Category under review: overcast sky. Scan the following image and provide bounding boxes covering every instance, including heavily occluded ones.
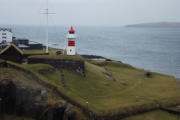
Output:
[0,0,180,26]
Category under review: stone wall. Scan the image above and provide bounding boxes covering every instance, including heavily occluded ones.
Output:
[28,58,86,77]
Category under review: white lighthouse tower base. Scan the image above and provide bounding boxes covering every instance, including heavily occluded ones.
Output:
[67,47,76,55]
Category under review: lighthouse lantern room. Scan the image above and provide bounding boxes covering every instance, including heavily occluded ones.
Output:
[66,26,76,55]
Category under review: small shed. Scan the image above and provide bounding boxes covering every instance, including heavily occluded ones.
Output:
[0,43,23,63]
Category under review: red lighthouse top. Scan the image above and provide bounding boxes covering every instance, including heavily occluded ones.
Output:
[69,26,75,34]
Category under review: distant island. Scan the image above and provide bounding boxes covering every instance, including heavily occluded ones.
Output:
[125,22,180,27]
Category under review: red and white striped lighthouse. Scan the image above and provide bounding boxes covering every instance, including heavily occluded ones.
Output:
[66,26,76,55]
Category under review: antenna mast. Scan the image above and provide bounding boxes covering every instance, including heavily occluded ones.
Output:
[46,0,49,53]
[42,0,55,53]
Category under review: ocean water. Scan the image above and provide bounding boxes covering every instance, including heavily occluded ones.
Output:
[3,25,180,78]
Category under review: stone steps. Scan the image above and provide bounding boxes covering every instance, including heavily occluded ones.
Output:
[60,70,66,88]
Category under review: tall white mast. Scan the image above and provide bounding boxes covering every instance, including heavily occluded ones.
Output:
[42,0,55,53]
[46,0,49,53]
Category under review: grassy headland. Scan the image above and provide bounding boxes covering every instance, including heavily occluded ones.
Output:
[61,61,180,111]
[3,58,180,112]
[1,49,180,119]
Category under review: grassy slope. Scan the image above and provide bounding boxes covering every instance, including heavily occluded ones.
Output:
[13,60,180,112]
[23,49,63,55]
[3,114,35,120]
[23,49,46,55]
[3,110,178,120]
[0,59,5,63]
[62,61,180,111]
[122,110,178,120]
[102,61,180,108]
[1,59,180,119]
[0,67,87,120]
[0,67,65,104]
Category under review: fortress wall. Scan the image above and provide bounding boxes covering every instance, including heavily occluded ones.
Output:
[28,58,86,77]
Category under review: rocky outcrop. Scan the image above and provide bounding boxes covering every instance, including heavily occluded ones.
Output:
[0,80,78,120]
[81,55,108,60]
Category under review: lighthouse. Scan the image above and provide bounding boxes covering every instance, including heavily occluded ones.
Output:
[66,26,76,55]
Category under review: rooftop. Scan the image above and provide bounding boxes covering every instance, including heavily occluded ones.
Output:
[69,26,75,34]
[0,28,12,32]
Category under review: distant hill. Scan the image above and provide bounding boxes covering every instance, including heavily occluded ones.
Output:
[125,22,180,28]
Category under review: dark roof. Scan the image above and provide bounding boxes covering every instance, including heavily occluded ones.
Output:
[13,38,29,41]
[0,43,23,55]
[0,28,12,32]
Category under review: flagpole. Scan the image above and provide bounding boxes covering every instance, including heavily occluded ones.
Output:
[46,0,49,53]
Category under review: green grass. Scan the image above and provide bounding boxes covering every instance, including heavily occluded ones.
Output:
[23,49,64,55]
[3,114,34,120]
[0,67,65,105]
[29,54,84,61]
[15,60,180,112]
[24,63,54,71]
[26,49,84,61]
[0,59,5,63]
[23,49,47,55]
[3,60,180,114]
[122,110,178,120]
[0,66,88,119]
[58,61,180,111]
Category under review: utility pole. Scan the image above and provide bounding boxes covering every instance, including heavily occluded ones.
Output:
[46,4,49,54]
[42,0,55,54]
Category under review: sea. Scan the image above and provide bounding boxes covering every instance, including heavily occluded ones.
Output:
[2,25,180,78]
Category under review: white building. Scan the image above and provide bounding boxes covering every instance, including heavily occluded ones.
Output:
[0,28,13,43]
[66,27,76,55]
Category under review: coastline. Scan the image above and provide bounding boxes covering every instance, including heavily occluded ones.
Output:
[81,54,180,79]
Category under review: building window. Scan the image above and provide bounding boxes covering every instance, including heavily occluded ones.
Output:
[2,33,6,35]
[2,40,6,43]
[2,37,6,39]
